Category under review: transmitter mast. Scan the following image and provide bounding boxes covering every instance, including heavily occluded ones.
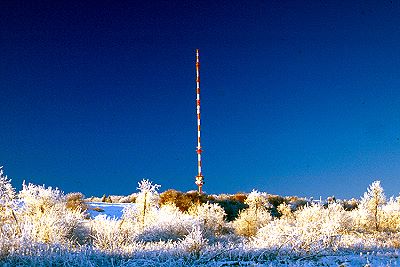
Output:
[195,49,204,193]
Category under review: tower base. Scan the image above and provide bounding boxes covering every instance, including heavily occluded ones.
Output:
[195,175,204,194]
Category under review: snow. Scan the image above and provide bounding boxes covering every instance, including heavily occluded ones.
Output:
[87,202,135,219]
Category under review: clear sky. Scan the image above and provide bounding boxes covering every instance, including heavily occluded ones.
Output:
[1,0,400,199]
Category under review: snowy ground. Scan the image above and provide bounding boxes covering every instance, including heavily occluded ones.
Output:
[86,202,135,219]
[3,247,400,266]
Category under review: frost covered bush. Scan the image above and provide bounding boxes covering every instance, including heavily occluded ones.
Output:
[380,196,400,232]
[17,183,85,245]
[230,192,247,203]
[0,167,19,259]
[233,190,272,237]
[277,202,294,220]
[66,192,87,212]
[0,167,16,208]
[286,196,309,211]
[120,180,192,243]
[266,194,285,207]
[122,181,227,242]
[160,191,245,221]
[117,180,161,242]
[342,198,359,211]
[90,214,137,251]
[124,201,225,242]
[118,180,161,239]
[90,180,167,249]
[136,204,194,242]
[0,167,17,225]
[253,203,350,254]
[181,191,210,208]
[180,225,208,258]
[188,202,227,238]
[19,182,64,214]
[159,189,194,212]
[294,203,350,251]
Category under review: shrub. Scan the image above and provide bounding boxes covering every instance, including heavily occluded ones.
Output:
[267,194,286,208]
[180,225,208,258]
[342,198,358,211]
[18,183,85,245]
[253,203,350,254]
[18,182,64,215]
[90,215,137,251]
[184,191,209,205]
[159,189,194,212]
[159,190,214,213]
[0,167,18,259]
[380,197,400,232]
[0,167,16,207]
[286,196,309,211]
[66,192,87,212]
[214,198,247,221]
[137,204,194,242]
[277,202,294,220]
[294,203,350,251]
[230,192,247,203]
[233,190,272,237]
[188,202,227,238]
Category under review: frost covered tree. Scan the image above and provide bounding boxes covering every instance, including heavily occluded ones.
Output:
[0,167,19,258]
[359,180,386,231]
[0,167,16,206]
[123,179,160,230]
[137,179,160,229]
[233,190,272,237]
[0,167,17,223]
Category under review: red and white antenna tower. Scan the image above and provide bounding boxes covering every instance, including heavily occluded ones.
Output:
[195,49,204,193]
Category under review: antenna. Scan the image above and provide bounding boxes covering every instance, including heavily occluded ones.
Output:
[195,49,204,193]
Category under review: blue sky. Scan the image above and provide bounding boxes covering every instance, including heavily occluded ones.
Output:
[1,1,400,199]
